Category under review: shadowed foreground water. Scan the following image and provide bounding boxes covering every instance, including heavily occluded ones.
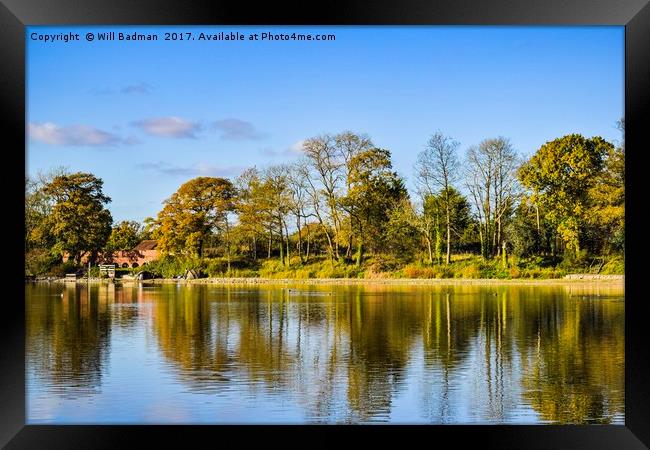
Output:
[26,282,624,424]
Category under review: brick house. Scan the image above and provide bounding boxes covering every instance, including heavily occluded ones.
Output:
[65,240,160,268]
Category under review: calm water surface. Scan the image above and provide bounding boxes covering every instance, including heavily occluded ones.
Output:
[26,282,624,424]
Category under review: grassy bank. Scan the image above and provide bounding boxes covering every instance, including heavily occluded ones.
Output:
[27,253,624,282]
[128,253,624,280]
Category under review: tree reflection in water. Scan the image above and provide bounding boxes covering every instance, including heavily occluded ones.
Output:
[26,282,624,423]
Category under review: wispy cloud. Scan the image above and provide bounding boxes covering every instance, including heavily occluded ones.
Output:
[28,122,136,146]
[260,140,305,157]
[132,117,201,139]
[91,82,153,95]
[136,161,243,177]
[120,82,152,95]
[212,118,267,141]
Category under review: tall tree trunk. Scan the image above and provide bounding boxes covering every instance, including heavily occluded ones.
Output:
[278,221,285,265]
[445,205,451,265]
[434,215,442,264]
[296,216,304,263]
[426,235,433,265]
[284,220,290,266]
[225,218,231,275]
[496,217,501,257]
[267,228,272,259]
[322,224,335,262]
[355,219,363,267]
[356,240,363,267]
[535,204,541,254]
[331,208,341,260]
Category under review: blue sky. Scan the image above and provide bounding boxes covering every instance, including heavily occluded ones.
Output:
[26,26,624,223]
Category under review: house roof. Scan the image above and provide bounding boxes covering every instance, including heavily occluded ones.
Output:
[133,240,158,251]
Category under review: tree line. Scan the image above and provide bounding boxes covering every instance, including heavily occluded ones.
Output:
[25,123,624,277]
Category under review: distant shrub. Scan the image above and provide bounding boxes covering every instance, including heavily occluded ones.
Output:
[508,266,522,279]
[366,255,402,273]
[206,258,229,277]
[25,249,61,276]
[48,260,79,278]
[600,256,624,275]
[458,265,480,279]
[402,265,421,278]
[142,255,206,278]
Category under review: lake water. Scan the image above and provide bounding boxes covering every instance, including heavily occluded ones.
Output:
[26,282,624,424]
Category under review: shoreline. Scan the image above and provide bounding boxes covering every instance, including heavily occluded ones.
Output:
[29,274,625,287]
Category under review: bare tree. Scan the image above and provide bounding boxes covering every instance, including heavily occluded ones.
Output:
[414,132,460,264]
[302,135,344,259]
[296,158,335,261]
[287,162,314,263]
[465,137,519,258]
[264,165,293,266]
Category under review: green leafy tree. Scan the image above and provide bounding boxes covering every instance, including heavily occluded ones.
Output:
[420,187,472,263]
[139,216,157,241]
[508,197,542,257]
[385,198,420,259]
[519,134,612,255]
[26,177,54,253]
[105,220,142,252]
[341,148,409,265]
[155,177,236,257]
[25,166,69,253]
[235,167,278,260]
[42,172,113,264]
[584,127,624,254]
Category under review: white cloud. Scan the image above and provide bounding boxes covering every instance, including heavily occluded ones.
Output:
[260,140,305,157]
[288,140,305,155]
[28,122,130,146]
[132,117,201,138]
[136,161,243,177]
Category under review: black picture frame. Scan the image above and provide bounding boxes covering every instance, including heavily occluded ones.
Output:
[2,0,648,448]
